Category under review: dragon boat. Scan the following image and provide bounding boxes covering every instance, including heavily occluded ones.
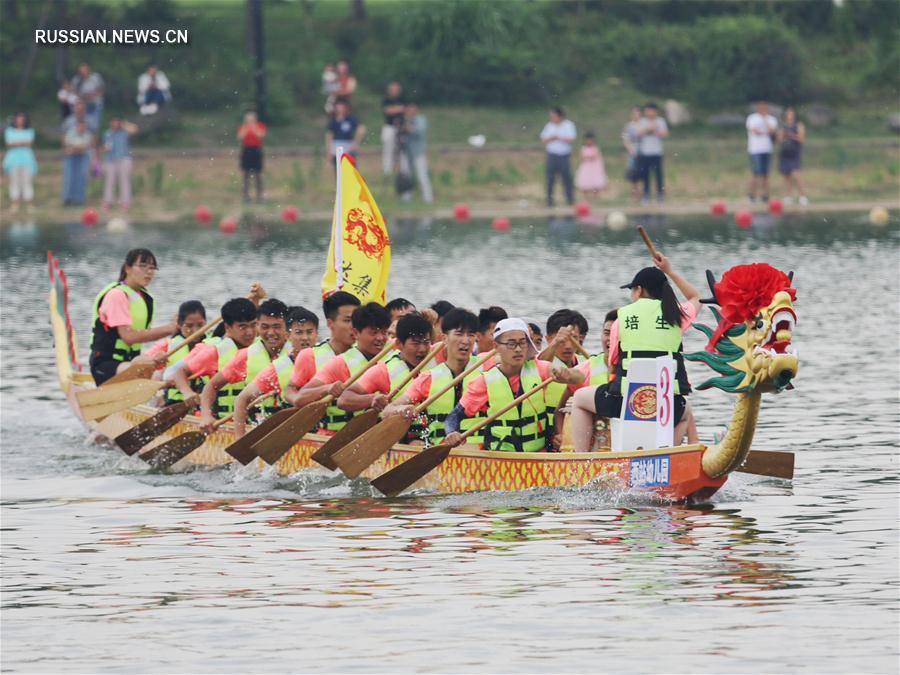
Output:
[49,252,798,502]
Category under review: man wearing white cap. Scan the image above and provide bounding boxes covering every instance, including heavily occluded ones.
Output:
[444,318,584,452]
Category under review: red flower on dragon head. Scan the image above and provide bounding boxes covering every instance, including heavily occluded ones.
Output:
[706,263,796,352]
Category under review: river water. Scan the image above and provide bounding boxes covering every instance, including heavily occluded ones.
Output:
[2,212,898,673]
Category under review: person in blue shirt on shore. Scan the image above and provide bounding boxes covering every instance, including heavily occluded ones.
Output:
[102,118,137,210]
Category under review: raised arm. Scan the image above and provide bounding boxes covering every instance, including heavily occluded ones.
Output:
[653,252,700,314]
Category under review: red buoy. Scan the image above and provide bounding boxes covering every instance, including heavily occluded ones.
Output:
[453,203,470,221]
[81,208,98,226]
[219,216,237,234]
[491,216,510,231]
[710,200,727,215]
[735,210,753,228]
[575,201,591,217]
[767,198,783,214]
[281,206,298,223]
[194,205,212,224]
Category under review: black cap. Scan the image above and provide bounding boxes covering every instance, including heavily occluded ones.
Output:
[621,267,666,293]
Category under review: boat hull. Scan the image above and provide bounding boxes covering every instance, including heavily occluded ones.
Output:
[73,379,725,502]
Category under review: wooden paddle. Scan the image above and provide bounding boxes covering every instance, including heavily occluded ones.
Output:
[114,399,195,455]
[637,225,659,258]
[372,376,555,497]
[224,406,298,465]
[311,341,445,470]
[253,341,398,465]
[331,349,497,480]
[78,379,166,421]
[140,394,271,470]
[738,449,794,480]
[79,286,266,408]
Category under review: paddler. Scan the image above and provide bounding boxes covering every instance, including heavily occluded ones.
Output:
[291,301,391,434]
[169,296,259,415]
[138,300,207,406]
[231,306,319,437]
[443,317,584,452]
[383,308,485,446]
[282,291,361,410]
[197,298,290,432]
[89,248,177,385]
[549,308,617,450]
[336,311,433,413]
[475,305,507,356]
[569,253,700,451]
[539,308,590,427]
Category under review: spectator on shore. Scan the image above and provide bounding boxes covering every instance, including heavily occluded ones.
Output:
[540,107,576,207]
[57,80,79,121]
[335,60,357,103]
[62,119,93,206]
[137,65,172,115]
[326,99,365,168]
[746,101,778,203]
[398,102,433,204]
[621,106,643,202]
[63,100,96,134]
[381,81,406,176]
[237,111,266,203]
[575,131,608,197]
[321,64,339,115]
[778,107,807,205]
[636,102,668,204]
[102,118,137,210]
[71,62,104,131]
[3,112,38,212]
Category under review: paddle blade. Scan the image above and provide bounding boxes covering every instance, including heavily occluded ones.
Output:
[311,409,379,470]
[103,361,157,386]
[141,431,207,469]
[331,415,412,479]
[79,380,166,421]
[114,401,192,455]
[738,450,794,480]
[225,407,297,465]
[254,400,329,465]
[371,443,452,497]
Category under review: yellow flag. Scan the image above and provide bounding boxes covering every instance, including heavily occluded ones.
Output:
[321,154,391,303]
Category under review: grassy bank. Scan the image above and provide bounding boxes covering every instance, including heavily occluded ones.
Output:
[6,131,898,225]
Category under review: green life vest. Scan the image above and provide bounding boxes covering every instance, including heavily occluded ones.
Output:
[89,282,154,365]
[586,353,609,386]
[426,359,484,446]
[244,339,290,415]
[312,340,336,370]
[213,337,241,417]
[615,297,687,396]
[320,346,368,432]
[163,336,208,405]
[482,360,548,453]
[271,352,295,402]
[383,353,430,442]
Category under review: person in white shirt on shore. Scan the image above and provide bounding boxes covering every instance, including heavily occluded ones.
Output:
[540,107,576,207]
[746,101,779,203]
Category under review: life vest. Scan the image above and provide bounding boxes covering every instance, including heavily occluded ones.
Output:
[586,353,609,386]
[320,346,368,432]
[382,353,430,442]
[544,354,585,421]
[244,339,290,415]
[482,360,548,453]
[270,352,296,406]
[89,282,154,366]
[162,336,207,406]
[213,337,241,417]
[613,298,690,396]
[425,358,484,446]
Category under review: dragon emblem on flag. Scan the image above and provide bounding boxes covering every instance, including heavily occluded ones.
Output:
[344,207,391,261]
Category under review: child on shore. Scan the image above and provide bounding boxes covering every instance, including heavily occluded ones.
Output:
[575,131,608,196]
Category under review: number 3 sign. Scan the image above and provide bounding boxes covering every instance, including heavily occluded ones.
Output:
[655,356,675,448]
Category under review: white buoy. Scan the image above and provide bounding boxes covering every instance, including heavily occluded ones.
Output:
[869,206,889,226]
[107,217,128,233]
[467,134,486,148]
[607,210,627,230]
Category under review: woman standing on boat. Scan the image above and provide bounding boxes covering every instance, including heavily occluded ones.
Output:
[569,253,700,451]
[89,248,176,385]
